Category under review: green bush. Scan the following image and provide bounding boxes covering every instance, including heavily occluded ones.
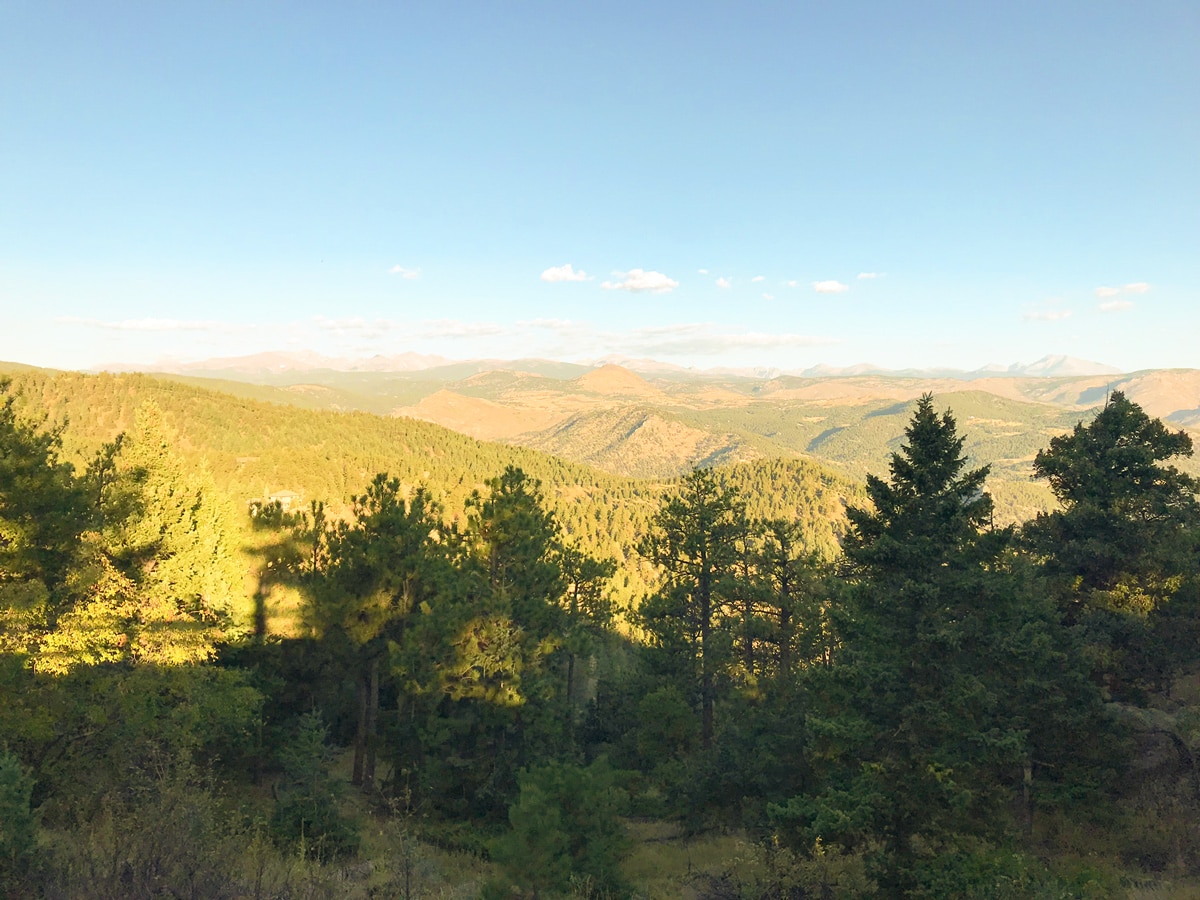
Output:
[270,711,360,860]
[491,758,629,897]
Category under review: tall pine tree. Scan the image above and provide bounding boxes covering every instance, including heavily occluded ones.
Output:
[784,395,1101,894]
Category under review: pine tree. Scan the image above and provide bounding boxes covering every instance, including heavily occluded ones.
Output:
[1026,390,1200,695]
[786,395,1094,894]
[302,473,442,790]
[639,468,746,749]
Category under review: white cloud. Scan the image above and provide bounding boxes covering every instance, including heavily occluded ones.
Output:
[812,280,850,294]
[785,280,798,288]
[1099,299,1134,313]
[1095,282,1150,298]
[389,265,421,279]
[540,263,589,283]
[751,275,765,283]
[1022,309,1073,322]
[698,268,709,275]
[857,272,883,279]
[762,293,775,301]
[600,269,679,293]
[715,277,732,289]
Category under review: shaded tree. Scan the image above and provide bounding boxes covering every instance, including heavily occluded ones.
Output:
[489,758,629,898]
[639,468,746,749]
[302,473,442,790]
[1026,390,1200,695]
[783,395,1093,894]
[0,378,90,651]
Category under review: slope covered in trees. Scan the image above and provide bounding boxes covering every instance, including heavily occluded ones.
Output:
[0,367,861,616]
[4,368,1200,897]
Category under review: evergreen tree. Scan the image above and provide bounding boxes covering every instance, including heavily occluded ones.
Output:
[0,749,36,892]
[33,402,241,673]
[489,758,629,897]
[1026,390,1200,695]
[754,518,833,680]
[302,473,442,790]
[0,378,90,652]
[639,468,746,749]
[271,711,360,860]
[785,395,1088,894]
[466,465,565,637]
[558,544,617,716]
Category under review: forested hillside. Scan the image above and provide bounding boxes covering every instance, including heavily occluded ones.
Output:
[4,368,1200,897]
[132,362,1200,528]
[0,366,860,618]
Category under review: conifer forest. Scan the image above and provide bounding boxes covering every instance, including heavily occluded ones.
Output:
[3,368,1200,898]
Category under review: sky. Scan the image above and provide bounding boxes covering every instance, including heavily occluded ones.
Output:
[1,1,1197,374]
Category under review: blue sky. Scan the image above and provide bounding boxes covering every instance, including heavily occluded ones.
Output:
[2,1,1197,373]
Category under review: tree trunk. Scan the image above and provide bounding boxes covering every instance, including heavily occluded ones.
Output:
[566,651,576,715]
[700,562,714,749]
[364,657,380,791]
[352,672,367,787]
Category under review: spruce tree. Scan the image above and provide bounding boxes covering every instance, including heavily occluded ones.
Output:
[786,395,1098,894]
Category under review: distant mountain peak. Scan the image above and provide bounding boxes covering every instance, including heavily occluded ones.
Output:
[786,355,1122,380]
[1008,355,1121,378]
[576,364,660,396]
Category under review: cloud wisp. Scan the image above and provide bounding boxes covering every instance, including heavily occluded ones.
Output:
[53,308,840,370]
[812,280,850,294]
[601,269,679,293]
[857,272,883,279]
[1095,282,1150,298]
[540,263,589,283]
[389,265,421,280]
[1022,309,1073,322]
[716,277,732,289]
[1093,282,1148,312]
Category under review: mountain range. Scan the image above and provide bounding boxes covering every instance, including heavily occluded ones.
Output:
[102,351,1122,381]
[75,351,1200,529]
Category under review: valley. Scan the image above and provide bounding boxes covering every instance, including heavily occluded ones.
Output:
[123,355,1200,526]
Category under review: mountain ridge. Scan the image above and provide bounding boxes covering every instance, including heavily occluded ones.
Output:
[94,350,1124,381]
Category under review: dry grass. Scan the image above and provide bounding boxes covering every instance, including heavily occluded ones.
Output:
[621,819,755,899]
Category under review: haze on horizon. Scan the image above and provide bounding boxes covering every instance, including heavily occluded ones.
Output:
[1,2,1197,374]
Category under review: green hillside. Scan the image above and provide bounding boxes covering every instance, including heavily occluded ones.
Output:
[2,366,861,614]
[6,365,1200,896]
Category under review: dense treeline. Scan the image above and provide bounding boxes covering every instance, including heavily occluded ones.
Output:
[0,368,859,614]
[3,373,1200,897]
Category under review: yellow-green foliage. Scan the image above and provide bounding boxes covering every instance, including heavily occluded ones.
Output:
[4,368,862,618]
